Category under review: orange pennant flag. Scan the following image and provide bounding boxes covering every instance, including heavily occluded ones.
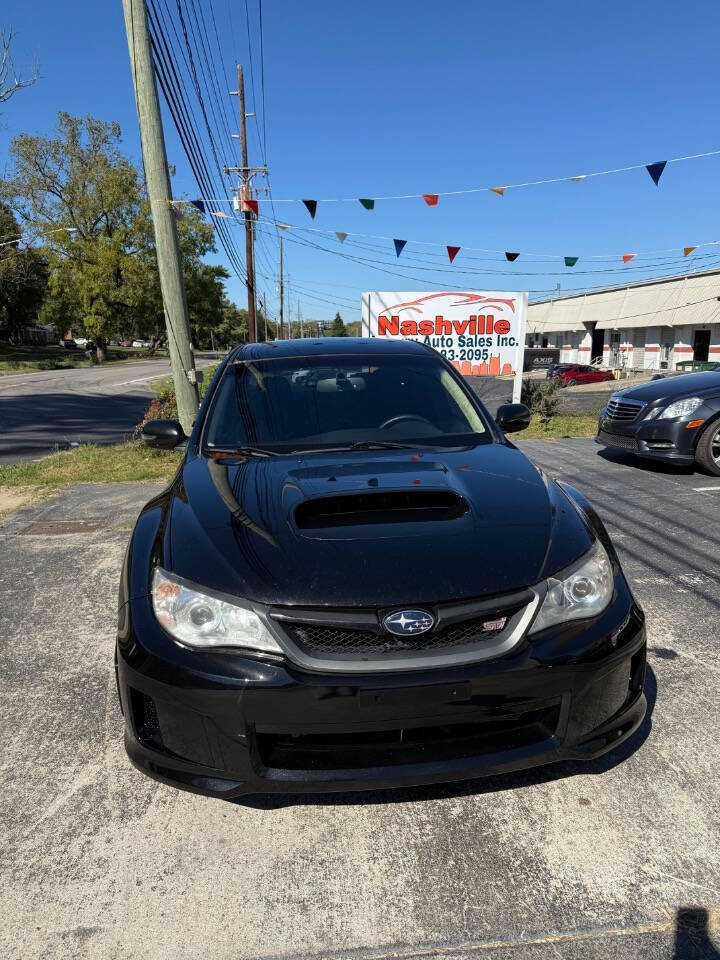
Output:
[622,254,635,263]
[422,193,439,206]
[278,224,289,230]
[490,186,505,196]
[683,246,697,256]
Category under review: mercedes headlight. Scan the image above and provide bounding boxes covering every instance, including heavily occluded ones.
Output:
[658,397,703,419]
[151,567,283,654]
[530,541,614,634]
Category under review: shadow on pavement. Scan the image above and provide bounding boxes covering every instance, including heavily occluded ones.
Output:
[673,908,720,959]
[0,391,149,461]
[596,446,698,477]
[235,664,657,811]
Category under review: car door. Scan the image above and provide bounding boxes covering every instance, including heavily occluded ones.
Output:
[574,366,591,384]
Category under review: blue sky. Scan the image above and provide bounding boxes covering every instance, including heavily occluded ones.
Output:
[3,0,720,327]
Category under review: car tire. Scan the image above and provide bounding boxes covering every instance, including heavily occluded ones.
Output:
[694,420,720,476]
[566,379,577,387]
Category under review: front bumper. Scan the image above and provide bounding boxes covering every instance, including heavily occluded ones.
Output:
[116,579,647,799]
[596,413,699,464]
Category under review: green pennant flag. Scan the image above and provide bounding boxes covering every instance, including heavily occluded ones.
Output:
[358,198,375,210]
[564,256,579,267]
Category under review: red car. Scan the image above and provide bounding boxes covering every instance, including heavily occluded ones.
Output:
[547,363,615,387]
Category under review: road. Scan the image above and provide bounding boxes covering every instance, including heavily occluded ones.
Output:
[1,439,718,959]
[0,357,217,464]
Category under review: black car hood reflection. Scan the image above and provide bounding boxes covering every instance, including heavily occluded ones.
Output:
[163,444,593,607]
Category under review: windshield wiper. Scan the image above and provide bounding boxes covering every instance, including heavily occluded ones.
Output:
[292,440,417,454]
[206,445,279,458]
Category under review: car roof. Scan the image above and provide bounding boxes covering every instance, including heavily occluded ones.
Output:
[230,337,432,362]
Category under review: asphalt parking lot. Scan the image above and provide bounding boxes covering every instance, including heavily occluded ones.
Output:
[2,439,719,959]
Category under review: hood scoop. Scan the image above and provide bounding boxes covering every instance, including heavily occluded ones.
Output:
[294,490,468,529]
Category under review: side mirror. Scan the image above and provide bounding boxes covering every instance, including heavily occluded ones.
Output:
[140,419,186,449]
[496,403,532,434]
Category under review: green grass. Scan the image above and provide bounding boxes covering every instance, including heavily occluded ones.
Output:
[516,413,599,440]
[0,344,168,375]
[0,442,182,492]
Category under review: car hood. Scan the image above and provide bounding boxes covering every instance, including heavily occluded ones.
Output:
[162,444,594,607]
[614,371,720,404]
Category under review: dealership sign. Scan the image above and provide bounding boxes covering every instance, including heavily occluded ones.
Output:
[362,291,528,402]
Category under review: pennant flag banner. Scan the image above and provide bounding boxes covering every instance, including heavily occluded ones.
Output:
[359,198,375,210]
[447,245,461,263]
[278,224,289,230]
[564,256,579,267]
[684,245,697,256]
[170,206,184,222]
[622,254,636,263]
[212,211,228,219]
[646,161,667,186]
[190,199,206,214]
[569,176,586,183]
[505,252,519,262]
[423,193,439,206]
[242,198,259,217]
[302,199,318,219]
[490,186,506,197]
[393,238,407,258]
[335,231,348,243]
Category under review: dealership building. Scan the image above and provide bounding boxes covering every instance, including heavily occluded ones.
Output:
[526,268,720,370]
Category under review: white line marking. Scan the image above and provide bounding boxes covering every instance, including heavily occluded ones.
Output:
[111,374,166,387]
[693,486,720,492]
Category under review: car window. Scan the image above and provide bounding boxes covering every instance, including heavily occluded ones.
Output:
[203,354,491,452]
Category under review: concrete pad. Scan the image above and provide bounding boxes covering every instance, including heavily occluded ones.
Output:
[1,449,719,960]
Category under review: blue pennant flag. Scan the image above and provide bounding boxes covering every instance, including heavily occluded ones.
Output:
[646,161,667,186]
[393,239,407,258]
[190,199,206,214]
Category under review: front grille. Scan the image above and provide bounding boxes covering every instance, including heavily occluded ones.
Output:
[256,705,561,771]
[286,610,521,659]
[597,429,638,451]
[605,397,645,421]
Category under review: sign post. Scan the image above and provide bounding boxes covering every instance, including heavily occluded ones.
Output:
[362,291,528,403]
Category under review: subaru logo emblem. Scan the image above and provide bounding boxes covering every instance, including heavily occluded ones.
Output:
[382,609,435,637]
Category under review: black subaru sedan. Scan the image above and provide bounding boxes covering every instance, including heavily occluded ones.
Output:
[117,338,646,799]
[596,371,720,474]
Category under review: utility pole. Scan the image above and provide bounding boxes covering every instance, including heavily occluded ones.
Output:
[237,64,255,342]
[121,0,198,432]
[279,236,284,340]
[227,66,267,343]
[260,292,267,342]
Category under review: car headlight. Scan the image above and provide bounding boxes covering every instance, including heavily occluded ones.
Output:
[529,540,614,635]
[151,567,283,654]
[658,397,703,419]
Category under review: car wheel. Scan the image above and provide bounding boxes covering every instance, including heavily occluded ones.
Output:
[566,379,577,387]
[694,420,720,476]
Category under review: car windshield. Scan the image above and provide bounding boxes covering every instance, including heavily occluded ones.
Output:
[203,353,491,453]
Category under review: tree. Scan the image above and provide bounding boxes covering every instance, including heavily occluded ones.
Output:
[329,312,347,336]
[1,112,218,360]
[0,204,48,340]
[0,30,38,106]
